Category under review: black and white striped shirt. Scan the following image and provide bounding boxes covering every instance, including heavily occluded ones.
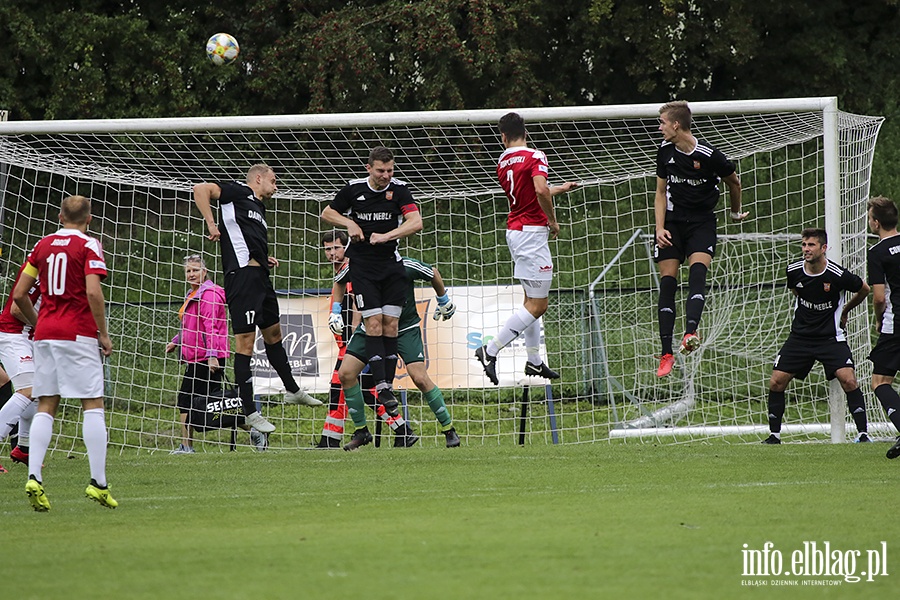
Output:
[656,138,735,221]
[329,177,418,266]
[867,233,900,335]
[217,181,269,275]
[786,259,864,340]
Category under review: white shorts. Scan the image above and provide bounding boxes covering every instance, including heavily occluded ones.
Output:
[507,226,553,298]
[33,337,105,399]
[0,332,35,388]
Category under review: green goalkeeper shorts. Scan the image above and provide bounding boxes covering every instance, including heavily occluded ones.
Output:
[345,324,426,366]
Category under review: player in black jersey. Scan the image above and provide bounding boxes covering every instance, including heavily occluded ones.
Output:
[315,231,410,448]
[654,101,747,378]
[865,196,900,458]
[763,228,871,444]
[193,164,322,435]
[321,147,422,449]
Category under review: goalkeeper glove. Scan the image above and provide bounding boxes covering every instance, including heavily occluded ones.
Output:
[433,293,456,321]
[328,302,345,335]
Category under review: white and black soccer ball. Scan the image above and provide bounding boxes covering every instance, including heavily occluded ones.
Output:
[206,33,240,66]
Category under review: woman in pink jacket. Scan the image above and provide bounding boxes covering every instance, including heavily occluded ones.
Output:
[165,255,229,453]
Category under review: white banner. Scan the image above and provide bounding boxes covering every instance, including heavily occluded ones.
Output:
[251,285,547,394]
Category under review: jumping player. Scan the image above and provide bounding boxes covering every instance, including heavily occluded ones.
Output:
[194,164,322,436]
[654,100,747,377]
[475,112,578,385]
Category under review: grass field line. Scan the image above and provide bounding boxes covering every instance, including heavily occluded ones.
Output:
[0,477,840,510]
[119,477,842,501]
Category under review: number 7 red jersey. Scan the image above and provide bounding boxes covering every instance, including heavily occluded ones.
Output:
[25,228,107,341]
[496,146,550,230]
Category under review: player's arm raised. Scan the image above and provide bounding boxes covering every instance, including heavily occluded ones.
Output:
[533,176,560,239]
[550,181,579,196]
[431,266,456,321]
[193,182,222,241]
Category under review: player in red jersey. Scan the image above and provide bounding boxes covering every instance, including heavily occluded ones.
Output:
[13,195,117,511]
[475,112,578,385]
[0,260,41,470]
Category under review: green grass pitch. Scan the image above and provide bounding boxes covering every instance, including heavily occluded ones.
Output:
[3,442,898,599]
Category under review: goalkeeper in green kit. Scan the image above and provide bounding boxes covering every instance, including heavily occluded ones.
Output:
[329,257,460,450]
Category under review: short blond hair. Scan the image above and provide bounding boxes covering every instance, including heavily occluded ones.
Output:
[246,163,273,183]
[60,195,92,224]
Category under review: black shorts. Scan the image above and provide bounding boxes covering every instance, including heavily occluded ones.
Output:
[868,332,900,376]
[224,266,281,334]
[349,259,407,316]
[654,217,717,263]
[176,361,226,413]
[773,334,855,380]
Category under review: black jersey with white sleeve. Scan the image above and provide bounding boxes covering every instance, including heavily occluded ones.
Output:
[786,259,864,340]
[867,233,900,335]
[217,181,270,275]
[656,139,736,222]
[329,177,418,266]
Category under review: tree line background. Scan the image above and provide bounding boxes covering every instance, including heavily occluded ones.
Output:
[1,0,898,193]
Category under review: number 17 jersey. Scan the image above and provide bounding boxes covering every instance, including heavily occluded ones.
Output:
[497,146,550,231]
[25,228,107,341]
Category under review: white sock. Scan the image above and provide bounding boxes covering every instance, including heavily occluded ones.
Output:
[523,319,543,364]
[29,412,54,482]
[18,399,37,444]
[0,392,33,441]
[83,408,108,487]
[487,307,537,356]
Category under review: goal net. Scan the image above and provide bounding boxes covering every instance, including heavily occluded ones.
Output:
[0,98,884,453]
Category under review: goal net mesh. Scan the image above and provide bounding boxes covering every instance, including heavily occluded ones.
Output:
[0,101,884,452]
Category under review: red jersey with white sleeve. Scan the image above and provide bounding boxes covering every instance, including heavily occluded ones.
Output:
[0,261,40,336]
[24,228,107,341]
[497,146,551,230]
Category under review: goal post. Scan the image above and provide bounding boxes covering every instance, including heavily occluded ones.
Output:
[0,97,885,452]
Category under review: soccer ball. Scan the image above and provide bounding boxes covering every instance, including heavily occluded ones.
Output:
[206,33,240,66]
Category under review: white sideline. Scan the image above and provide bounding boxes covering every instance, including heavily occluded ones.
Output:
[609,421,897,440]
